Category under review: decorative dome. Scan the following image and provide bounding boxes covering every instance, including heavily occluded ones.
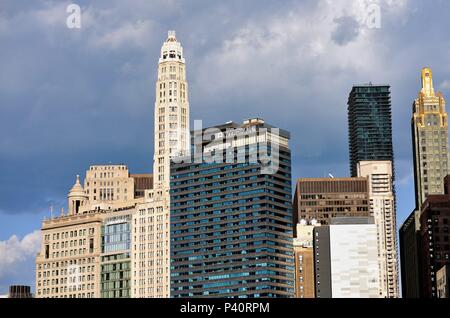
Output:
[68,175,87,198]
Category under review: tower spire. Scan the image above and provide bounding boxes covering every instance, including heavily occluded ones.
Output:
[167,30,176,40]
[421,67,435,97]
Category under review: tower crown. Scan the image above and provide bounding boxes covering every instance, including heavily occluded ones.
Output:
[159,30,184,64]
[421,67,435,97]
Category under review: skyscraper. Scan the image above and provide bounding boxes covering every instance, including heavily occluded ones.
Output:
[170,119,294,297]
[132,31,190,298]
[347,84,394,177]
[357,161,399,298]
[400,67,449,298]
[412,67,449,209]
[153,30,190,189]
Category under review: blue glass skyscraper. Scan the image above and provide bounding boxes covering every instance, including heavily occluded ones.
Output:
[170,119,294,297]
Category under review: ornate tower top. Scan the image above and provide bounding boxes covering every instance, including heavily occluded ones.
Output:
[159,30,184,64]
[421,67,435,97]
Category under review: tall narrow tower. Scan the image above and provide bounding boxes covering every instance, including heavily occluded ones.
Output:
[131,31,190,298]
[400,67,449,298]
[347,84,394,178]
[153,30,190,192]
[412,67,449,209]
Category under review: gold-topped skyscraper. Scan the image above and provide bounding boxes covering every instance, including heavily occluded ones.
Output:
[400,67,450,298]
[412,67,449,208]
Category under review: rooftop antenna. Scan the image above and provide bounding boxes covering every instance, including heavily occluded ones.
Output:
[50,204,54,219]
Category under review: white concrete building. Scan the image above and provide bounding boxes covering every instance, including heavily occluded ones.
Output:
[314,217,381,298]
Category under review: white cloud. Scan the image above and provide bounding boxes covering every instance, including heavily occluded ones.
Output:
[0,230,41,278]
[193,0,411,105]
[92,20,154,49]
[32,2,70,27]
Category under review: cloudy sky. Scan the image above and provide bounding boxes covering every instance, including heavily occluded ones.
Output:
[1,0,450,293]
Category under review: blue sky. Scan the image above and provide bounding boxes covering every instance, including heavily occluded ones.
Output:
[1,0,450,293]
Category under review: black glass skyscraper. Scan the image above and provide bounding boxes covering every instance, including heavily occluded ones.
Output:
[348,84,394,177]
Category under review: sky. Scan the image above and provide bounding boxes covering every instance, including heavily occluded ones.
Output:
[1,0,450,294]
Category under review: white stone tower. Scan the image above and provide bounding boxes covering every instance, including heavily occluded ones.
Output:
[153,30,190,191]
[131,31,190,298]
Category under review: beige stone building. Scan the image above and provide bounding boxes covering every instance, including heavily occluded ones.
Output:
[357,161,399,298]
[36,211,102,298]
[36,173,141,298]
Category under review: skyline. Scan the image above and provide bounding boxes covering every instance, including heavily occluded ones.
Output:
[1,0,450,293]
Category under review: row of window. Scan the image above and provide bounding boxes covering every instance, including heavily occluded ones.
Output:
[44,228,95,241]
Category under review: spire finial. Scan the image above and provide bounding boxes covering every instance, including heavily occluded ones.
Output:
[76,174,80,183]
[167,30,176,42]
[421,67,435,97]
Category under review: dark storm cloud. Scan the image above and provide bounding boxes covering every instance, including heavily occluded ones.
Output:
[1,0,450,232]
[331,16,361,45]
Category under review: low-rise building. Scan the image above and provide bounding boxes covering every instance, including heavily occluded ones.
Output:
[314,217,381,298]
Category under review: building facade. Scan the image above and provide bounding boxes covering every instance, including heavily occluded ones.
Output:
[36,210,103,298]
[437,265,449,298]
[35,173,137,298]
[84,165,135,204]
[131,174,153,198]
[418,175,450,298]
[314,217,380,298]
[293,177,370,228]
[348,84,394,177]
[170,119,294,297]
[101,211,133,298]
[399,209,422,298]
[357,161,399,298]
[293,222,317,298]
